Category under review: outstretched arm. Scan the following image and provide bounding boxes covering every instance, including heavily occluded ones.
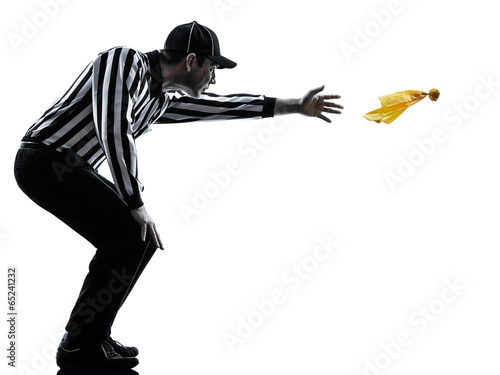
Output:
[274,86,343,123]
[156,86,342,124]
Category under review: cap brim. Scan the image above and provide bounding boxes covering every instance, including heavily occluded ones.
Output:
[208,55,237,69]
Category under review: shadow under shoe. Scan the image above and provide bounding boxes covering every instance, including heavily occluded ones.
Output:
[56,338,139,370]
[57,365,139,375]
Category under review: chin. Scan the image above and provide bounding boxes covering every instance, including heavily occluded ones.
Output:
[185,89,202,98]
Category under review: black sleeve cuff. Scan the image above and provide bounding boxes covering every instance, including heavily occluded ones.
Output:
[262,96,276,118]
[124,193,144,209]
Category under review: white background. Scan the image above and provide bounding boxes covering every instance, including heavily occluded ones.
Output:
[1,0,500,374]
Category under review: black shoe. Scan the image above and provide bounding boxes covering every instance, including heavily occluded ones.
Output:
[56,337,139,369]
[105,337,139,357]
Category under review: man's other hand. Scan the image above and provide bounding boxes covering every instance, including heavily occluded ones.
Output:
[130,205,164,250]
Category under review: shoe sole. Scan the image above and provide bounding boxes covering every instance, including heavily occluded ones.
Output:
[56,364,139,374]
[57,350,139,369]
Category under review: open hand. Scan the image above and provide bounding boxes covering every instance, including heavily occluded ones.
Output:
[299,85,343,123]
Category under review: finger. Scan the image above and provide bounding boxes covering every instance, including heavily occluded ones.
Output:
[157,232,165,250]
[324,108,343,114]
[148,224,161,249]
[322,95,341,99]
[324,102,344,109]
[309,85,325,96]
[153,225,164,250]
[141,224,147,242]
[318,114,331,123]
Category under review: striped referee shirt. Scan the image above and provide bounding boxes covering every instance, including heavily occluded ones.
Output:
[24,47,276,208]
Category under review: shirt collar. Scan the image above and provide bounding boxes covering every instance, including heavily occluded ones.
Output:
[145,50,163,98]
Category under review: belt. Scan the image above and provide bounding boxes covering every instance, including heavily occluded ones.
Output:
[20,141,46,149]
[19,136,55,151]
[19,136,95,170]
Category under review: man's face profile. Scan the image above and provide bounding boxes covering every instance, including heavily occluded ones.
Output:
[183,55,218,97]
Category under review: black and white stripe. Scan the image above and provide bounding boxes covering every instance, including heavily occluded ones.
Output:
[158,92,275,123]
[24,47,276,208]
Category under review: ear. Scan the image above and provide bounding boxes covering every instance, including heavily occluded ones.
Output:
[185,53,197,72]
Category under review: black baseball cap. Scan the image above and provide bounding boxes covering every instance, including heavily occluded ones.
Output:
[164,21,236,69]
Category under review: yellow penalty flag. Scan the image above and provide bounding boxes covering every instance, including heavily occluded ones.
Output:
[363,88,440,124]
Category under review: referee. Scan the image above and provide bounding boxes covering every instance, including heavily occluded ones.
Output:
[14,21,343,370]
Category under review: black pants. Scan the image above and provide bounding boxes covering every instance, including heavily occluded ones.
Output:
[14,140,157,347]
